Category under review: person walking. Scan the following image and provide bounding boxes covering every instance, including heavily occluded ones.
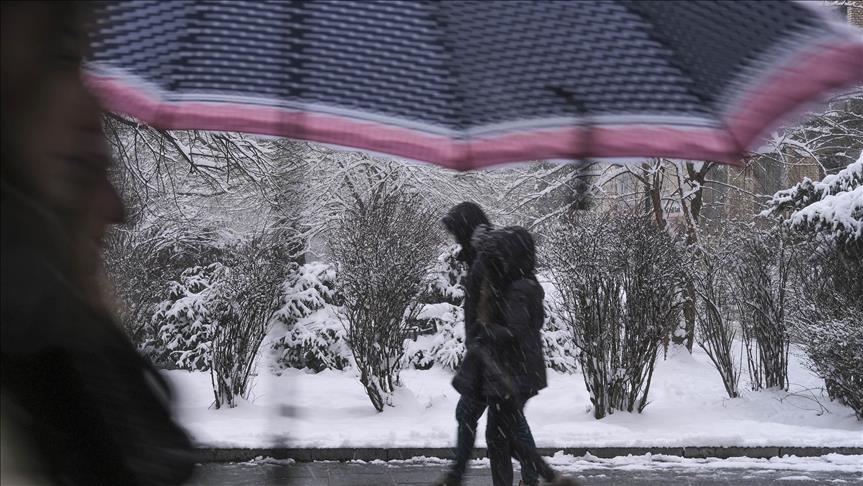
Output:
[461,226,579,486]
[1,3,195,484]
[437,202,539,486]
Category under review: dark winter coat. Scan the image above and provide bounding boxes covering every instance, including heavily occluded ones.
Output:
[442,202,492,349]
[453,227,547,400]
[1,197,195,485]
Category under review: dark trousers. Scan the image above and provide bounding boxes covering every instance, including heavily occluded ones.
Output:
[486,397,556,486]
[449,394,538,484]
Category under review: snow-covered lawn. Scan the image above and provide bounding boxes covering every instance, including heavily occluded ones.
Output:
[165,345,862,449]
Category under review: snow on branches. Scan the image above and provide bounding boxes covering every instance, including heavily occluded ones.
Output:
[763,152,863,244]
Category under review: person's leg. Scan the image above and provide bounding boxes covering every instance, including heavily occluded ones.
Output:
[447,394,486,483]
[500,398,558,483]
[485,400,515,486]
[515,412,539,485]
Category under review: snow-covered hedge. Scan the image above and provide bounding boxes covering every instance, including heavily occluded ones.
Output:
[539,276,579,374]
[270,262,351,372]
[403,302,466,371]
[797,317,863,419]
[403,246,466,371]
[767,152,863,419]
[149,263,226,371]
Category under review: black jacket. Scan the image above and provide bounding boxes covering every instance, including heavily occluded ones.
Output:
[453,227,547,400]
[1,197,195,486]
[484,278,547,399]
[442,202,491,349]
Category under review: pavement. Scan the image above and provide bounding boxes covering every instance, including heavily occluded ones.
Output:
[188,460,863,485]
[195,446,863,463]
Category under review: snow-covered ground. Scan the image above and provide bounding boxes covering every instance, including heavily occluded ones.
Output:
[165,345,862,449]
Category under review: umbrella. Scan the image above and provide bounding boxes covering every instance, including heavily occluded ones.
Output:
[85,0,863,171]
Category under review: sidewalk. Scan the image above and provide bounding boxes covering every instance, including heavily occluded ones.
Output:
[189,459,863,486]
[196,446,863,463]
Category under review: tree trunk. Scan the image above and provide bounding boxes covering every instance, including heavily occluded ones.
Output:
[674,162,714,352]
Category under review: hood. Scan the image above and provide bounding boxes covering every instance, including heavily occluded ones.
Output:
[475,226,536,283]
[442,202,490,264]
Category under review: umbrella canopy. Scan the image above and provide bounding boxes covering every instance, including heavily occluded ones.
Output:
[85,1,863,171]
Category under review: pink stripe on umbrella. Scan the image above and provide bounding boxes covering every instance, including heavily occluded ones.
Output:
[86,35,863,171]
[726,40,863,150]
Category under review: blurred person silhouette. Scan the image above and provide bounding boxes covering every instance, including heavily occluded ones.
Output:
[1,2,195,484]
[438,202,539,486]
[462,226,579,486]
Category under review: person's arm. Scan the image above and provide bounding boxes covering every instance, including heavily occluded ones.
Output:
[481,320,516,342]
[482,281,536,343]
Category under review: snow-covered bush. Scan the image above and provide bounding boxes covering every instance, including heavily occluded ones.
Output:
[792,242,863,418]
[547,211,686,419]
[422,245,467,305]
[538,276,579,373]
[104,224,178,345]
[403,245,467,371]
[104,222,234,364]
[731,224,792,391]
[795,315,863,418]
[764,154,862,245]
[691,242,740,399]
[210,240,286,409]
[149,263,226,370]
[270,262,351,372]
[766,153,863,417]
[330,186,439,412]
[403,303,465,371]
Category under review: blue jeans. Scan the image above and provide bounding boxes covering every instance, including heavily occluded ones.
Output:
[449,394,538,484]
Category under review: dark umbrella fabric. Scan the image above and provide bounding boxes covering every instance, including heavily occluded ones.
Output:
[85,1,863,171]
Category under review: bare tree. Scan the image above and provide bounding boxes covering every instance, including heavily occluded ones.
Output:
[503,161,595,233]
[748,90,863,179]
[301,150,506,258]
[329,174,439,412]
[523,158,718,351]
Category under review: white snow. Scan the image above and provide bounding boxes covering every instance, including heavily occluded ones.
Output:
[164,345,862,449]
[544,452,863,474]
[814,153,863,195]
[250,452,863,476]
[794,152,863,233]
[791,185,863,239]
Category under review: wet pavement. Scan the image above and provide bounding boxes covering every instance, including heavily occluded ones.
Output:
[189,460,863,485]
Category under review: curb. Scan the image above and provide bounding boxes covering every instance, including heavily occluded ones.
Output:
[195,446,863,463]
